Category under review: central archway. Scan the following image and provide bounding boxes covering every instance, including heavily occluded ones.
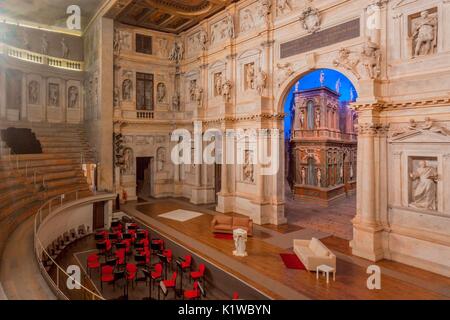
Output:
[279,68,359,241]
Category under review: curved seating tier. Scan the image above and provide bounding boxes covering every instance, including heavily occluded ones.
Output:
[0,121,95,258]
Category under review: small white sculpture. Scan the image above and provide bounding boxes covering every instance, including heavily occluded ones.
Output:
[41,34,49,55]
[61,38,70,59]
[335,78,341,93]
[233,228,248,257]
[409,160,438,211]
[319,70,325,87]
[316,168,322,187]
[301,167,306,185]
[68,86,79,108]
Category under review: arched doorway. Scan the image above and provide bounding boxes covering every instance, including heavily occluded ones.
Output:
[282,68,358,240]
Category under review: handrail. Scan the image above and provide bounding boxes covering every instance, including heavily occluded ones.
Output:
[33,189,105,300]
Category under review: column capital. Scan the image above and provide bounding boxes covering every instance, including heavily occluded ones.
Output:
[356,123,390,136]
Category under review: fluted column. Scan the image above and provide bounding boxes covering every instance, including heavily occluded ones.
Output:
[351,121,386,261]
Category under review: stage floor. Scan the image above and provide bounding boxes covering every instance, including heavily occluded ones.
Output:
[122,198,450,300]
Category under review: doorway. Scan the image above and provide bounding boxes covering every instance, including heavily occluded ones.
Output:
[214,164,221,204]
[136,157,153,199]
[93,201,105,230]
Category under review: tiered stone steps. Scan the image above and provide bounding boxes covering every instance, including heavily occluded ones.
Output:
[0,121,96,257]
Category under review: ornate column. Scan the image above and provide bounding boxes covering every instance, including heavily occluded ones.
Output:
[351,117,387,261]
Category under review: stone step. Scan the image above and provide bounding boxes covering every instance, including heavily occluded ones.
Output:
[40,141,90,148]
[0,158,81,170]
[0,194,40,220]
[0,186,29,203]
[44,176,87,189]
[41,183,91,200]
[42,147,93,155]
[26,170,82,183]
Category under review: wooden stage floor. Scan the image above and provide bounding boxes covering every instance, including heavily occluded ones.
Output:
[122,198,450,300]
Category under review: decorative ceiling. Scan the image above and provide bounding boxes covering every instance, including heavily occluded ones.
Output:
[107,0,236,34]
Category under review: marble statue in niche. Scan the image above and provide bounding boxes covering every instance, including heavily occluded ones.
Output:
[113,28,122,55]
[255,69,267,96]
[122,79,133,101]
[157,148,166,172]
[41,34,49,55]
[28,81,39,105]
[169,41,184,62]
[244,63,255,90]
[299,1,321,33]
[222,79,233,102]
[172,93,181,111]
[157,83,166,103]
[298,108,305,128]
[409,159,438,211]
[48,83,60,107]
[214,73,223,96]
[360,40,381,79]
[240,9,255,33]
[277,0,292,15]
[189,80,197,102]
[61,38,70,59]
[411,10,438,58]
[122,148,134,174]
[68,86,79,108]
[316,168,322,187]
[243,150,254,183]
[301,167,306,185]
[315,108,321,128]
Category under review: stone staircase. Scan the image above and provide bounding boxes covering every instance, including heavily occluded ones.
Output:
[0,121,96,257]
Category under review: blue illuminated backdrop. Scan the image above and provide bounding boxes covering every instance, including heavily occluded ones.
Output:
[283,69,358,139]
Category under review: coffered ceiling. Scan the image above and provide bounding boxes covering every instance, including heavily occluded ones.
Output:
[107,0,236,34]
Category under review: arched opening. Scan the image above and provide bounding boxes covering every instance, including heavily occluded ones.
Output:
[283,69,358,241]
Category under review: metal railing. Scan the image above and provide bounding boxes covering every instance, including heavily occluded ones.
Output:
[33,190,105,300]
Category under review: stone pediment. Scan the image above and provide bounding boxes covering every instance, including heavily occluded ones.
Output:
[390,129,450,144]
